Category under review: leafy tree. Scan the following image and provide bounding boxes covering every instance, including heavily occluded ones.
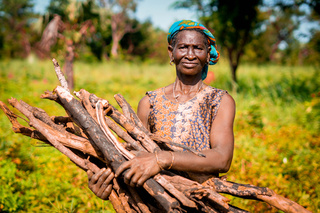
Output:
[98,0,138,59]
[120,20,169,63]
[304,30,320,66]
[0,0,36,58]
[37,0,98,90]
[173,0,262,82]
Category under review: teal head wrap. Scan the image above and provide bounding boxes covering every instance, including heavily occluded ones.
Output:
[167,20,220,80]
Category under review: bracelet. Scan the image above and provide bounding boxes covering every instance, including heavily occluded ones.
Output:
[167,151,174,170]
[155,150,164,170]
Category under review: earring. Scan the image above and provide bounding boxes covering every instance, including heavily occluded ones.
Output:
[170,59,174,66]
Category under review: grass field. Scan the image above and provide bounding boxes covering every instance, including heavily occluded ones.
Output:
[0,58,319,212]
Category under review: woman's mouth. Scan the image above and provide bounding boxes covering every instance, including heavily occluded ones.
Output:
[182,62,198,68]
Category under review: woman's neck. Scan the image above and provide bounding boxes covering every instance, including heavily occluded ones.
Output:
[172,78,204,102]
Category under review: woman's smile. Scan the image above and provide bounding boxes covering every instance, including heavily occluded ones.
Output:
[182,61,198,68]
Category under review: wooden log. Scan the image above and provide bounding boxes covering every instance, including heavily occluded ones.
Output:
[52,58,69,92]
[2,99,140,213]
[4,100,104,161]
[96,100,136,160]
[54,86,181,212]
[114,93,149,134]
[88,93,160,153]
[160,172,230,210]
[127,186,152,213]
[113,179,138,213]
[149,134,206,157]
[8,98,89,171]
[107,105,160,153]
[0,101,48,142]
[154,174,197,209]
[75,89,145,152]
[203,177,312,213]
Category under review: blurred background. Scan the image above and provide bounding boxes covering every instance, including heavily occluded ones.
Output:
[0,0,319,212]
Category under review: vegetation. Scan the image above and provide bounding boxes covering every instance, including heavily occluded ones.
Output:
[1,0,320,67]
[0,0,319,212]
[0,59,319,212]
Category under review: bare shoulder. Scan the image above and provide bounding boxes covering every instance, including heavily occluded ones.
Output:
[137,95,151,111]
[221,92,236,110]
[214,92,236,124]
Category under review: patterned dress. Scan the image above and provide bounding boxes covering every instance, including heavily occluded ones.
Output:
[147,86,227,152]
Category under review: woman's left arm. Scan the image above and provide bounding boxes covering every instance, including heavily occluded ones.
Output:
[115,93,236,186]
[154,93,235,174]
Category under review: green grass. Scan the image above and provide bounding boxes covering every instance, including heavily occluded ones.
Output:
[0,58,319,212]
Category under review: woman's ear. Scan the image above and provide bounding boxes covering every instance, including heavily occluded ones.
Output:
[168,45,174,60]
[207,46,211,64]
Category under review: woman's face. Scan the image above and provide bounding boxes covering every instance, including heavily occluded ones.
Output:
[169,30,210,78]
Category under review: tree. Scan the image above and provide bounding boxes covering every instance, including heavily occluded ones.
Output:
[0,0,36,58]
[98,0,138,59]
[304,30,320,66]
[37,0,97,90]
[173,0,262,82]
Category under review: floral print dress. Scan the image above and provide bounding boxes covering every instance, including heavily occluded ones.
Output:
[147,86,227,152]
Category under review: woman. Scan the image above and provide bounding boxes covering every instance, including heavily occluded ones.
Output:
[87,20,236,200]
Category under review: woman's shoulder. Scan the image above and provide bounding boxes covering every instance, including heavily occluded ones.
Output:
[204,85,229,99]
[146,87,163,97]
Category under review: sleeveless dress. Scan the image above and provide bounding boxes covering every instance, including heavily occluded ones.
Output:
[146,86,227,152]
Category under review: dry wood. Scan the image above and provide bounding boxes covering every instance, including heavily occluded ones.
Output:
[114,93,149,134]
[0,59,312,213]
[52,58,69,92]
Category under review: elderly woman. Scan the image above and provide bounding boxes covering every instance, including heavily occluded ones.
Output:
[87,20,235,200]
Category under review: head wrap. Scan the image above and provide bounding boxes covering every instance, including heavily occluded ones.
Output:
[167,20,220,80]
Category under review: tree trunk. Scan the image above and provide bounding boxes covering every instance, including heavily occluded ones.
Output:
[111,35,121,58]
[65,39,75,90]
[227,47,238,83]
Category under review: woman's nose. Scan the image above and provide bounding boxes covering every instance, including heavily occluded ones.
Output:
[185,47,196,60]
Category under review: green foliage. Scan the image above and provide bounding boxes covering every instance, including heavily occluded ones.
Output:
[304,30,320,66]
[0,59,319,212]
[0,0,39,58]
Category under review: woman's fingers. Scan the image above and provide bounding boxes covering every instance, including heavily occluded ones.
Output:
[97,170,114,198]
[87,170,94,180]
[136,174,150,187]
[123,166,136,186]
[115,161,132,178]
[88,167,115,200]
[130,172,143,187]
[100,184,113,200]
[92,168,108,189]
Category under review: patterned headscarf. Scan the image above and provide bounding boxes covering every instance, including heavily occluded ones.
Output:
[167,20,220,80]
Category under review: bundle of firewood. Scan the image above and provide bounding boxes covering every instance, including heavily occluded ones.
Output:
[0,59,311,213]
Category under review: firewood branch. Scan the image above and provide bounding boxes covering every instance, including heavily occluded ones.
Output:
[0,59,312,213]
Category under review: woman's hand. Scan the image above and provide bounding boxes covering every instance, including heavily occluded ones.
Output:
[115,152,163,187]
[87,167,114,200]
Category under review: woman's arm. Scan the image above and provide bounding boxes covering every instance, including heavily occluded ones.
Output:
[115,93,236,186]
[156,93,235,173]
